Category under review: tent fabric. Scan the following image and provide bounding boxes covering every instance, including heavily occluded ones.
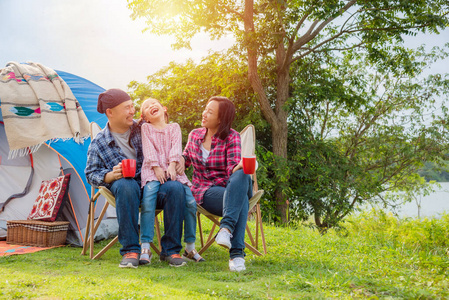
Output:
[0,68,116,246]
[0,62,91,157]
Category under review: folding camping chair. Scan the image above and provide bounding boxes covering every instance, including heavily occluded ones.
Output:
[81,122,162,259]
[196,124,267,256]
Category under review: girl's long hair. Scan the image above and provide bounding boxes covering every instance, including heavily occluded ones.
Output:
[207,96,235,140]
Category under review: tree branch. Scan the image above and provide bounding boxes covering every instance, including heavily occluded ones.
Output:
[222,4,244,19]
[291,0,357,53]
[290,8,446,64]
[244,0,279,130]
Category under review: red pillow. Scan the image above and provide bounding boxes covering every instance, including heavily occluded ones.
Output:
[28,174,71,222]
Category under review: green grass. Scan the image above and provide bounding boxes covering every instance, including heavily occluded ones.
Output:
[1,211,449,299]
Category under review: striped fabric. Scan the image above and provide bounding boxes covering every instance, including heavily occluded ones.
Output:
[0,62,90,158]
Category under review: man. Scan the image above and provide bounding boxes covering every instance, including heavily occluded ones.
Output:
[85,88,186,268]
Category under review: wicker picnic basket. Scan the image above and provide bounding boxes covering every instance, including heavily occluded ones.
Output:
[6,220,70,247]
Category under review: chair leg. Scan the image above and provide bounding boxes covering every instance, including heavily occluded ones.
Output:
[81,200,93,255]
[92,236,119,260]
[244,241,262,256]
[257,203,267,255]
[80,190,115,260]
[246,224,256,247]
[89,197,97,259]
[91,201,110,241]
[155,213,162,253]
[88,201,110,258]
[197,212,204,248]
[255,204,259,249]
[150,243,160,255]
[198,215,221,254]
[198,236,216,255]
[207,223,217,243]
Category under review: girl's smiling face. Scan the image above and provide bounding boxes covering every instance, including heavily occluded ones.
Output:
[141,98,166,123]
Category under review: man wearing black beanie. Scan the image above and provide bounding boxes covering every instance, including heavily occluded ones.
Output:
[85,88,186,268]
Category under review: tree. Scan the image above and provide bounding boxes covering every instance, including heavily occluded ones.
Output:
[282,46,449,229]
[128,0,449,222]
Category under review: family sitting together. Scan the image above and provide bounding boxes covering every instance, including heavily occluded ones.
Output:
[85,88,254,272]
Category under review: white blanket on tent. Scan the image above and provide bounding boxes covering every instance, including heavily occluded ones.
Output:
[0,61,90,158]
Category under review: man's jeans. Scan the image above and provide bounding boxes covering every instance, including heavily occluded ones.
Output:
[141,181,197,244]
[111,178,185,257]
[201,170,252,259]
[110,178,141,256]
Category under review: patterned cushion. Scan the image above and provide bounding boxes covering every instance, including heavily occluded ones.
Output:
[27,174,71,222]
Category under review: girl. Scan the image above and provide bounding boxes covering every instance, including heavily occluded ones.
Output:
[179,96,253,272]
[139,98,204,265]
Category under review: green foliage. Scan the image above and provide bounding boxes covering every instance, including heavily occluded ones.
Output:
[128,52,269,143]
[418,160,449,182]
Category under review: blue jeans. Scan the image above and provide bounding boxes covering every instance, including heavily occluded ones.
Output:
[111,178,185,257]
[201,170,252,259]
[141,181,197,244]
[110,178,141,256]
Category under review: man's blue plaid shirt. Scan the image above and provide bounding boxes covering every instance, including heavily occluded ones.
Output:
[85,120,143,189]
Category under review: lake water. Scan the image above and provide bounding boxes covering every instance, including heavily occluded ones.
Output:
[369,182,449,218]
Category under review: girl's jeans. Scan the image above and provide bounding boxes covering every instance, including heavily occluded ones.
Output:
[141,180,197,244]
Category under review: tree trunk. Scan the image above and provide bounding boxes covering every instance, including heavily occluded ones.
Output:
[272,122,288,221]
[244,0,290,222]
[273,67,290,222]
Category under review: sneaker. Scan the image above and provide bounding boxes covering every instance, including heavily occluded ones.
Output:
[229,257,246,272]
[139,247,152,265]
[119,252,139,269]
[215,228,232,249]
[160,254,187,267]
[182,249,205,262]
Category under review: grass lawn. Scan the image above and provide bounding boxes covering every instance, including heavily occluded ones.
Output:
[1,211,448,299]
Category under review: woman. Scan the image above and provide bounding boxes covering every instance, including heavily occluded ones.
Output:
[179,96,253,272]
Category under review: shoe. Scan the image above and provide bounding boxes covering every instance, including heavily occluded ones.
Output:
[160,253,187,267]
[229,257,246,272]
[215,228,232,249]
[139,248,152,265]
[182,249,205,262]
[119,252,139,269]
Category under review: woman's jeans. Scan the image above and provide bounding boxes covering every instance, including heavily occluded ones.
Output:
[201,169,252,259]
[111,178,185,257]
[141,180,197,244]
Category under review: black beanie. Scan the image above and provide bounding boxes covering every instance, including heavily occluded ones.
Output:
[97,89,131,114]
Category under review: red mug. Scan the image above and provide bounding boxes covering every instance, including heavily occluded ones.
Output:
[242,155,256,174]
[122,159,136,178]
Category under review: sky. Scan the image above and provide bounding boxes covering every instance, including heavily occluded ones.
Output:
[1,1,448,92]
[0,0,232,91]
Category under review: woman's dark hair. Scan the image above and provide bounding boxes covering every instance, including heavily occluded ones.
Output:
[207,96,235,140]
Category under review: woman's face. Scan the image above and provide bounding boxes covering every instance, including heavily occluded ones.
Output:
[202,100,220,130]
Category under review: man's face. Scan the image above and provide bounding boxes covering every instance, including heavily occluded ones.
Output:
[107,100,135,131]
